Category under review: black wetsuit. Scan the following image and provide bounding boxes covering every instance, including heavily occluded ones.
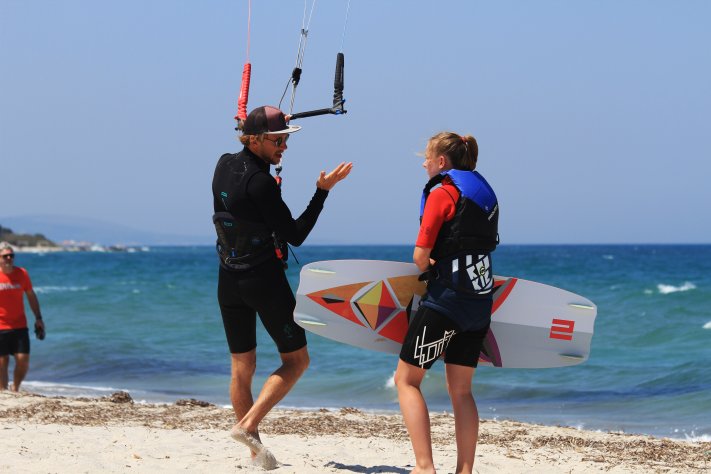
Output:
[212,147,328,353]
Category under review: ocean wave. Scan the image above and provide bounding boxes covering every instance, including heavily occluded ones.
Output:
[683,432,711,442]
[703,321,711,330]
[384,371,396,389]
[34,286,89,294]
[657,282,696,294]
[23,381,180,404]
[23,380,121,397]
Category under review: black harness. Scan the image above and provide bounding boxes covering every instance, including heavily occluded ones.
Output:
[212,212,276,271]
[212,150,288,272]
[419,170,499,297]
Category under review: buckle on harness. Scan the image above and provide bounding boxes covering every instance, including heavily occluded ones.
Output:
[418,267,439,282]
[224,255,242,265]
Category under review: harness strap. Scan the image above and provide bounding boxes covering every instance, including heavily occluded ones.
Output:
[212,212,275,271]
[419,252,494,297]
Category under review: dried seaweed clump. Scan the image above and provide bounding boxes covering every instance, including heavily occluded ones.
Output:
[102,391,133,404]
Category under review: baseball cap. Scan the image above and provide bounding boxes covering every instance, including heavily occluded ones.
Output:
[242,106,301,135]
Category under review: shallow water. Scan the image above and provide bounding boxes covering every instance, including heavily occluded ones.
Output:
[15,244,711,440]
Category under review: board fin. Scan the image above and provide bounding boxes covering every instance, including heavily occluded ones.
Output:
[559,354,585,360]
[309,268,336,274]
[298,320,327,327]
[568,303,595,310]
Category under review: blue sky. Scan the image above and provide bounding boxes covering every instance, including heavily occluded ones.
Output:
[1,0,709,244]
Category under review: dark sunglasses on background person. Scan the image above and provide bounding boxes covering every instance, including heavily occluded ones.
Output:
[263,135,289,147]
[1,254,15,260]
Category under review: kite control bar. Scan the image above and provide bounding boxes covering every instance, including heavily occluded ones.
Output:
[289,53,346,121]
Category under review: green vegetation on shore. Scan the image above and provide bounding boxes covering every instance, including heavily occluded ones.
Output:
[0,224,57,248]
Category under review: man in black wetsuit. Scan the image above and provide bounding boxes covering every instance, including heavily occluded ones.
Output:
[212,105,352,467]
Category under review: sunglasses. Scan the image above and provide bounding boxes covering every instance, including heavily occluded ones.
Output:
[263,135,289,147]
[1,254,15,260]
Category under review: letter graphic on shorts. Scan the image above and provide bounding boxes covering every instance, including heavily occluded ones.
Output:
[413,326,456,367]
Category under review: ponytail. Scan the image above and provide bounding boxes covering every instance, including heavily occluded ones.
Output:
[427,132,478,171]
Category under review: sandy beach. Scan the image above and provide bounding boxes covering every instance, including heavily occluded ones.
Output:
[1,391,708,473]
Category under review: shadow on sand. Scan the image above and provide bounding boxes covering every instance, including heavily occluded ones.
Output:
[325,461,411,473]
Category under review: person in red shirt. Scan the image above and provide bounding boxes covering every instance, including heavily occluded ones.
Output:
[0,242,45,391]
[394,132,499,474]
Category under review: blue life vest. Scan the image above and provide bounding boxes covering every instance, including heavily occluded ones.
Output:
[419,169,499,297]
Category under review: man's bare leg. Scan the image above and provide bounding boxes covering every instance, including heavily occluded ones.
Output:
[12,353,29,392]
[230,350,257,455]
[230,346,309,469]
[0,355,9,390]
[237,346,309,431]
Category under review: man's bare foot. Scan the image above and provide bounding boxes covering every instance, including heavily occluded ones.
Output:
[230,426,278,470]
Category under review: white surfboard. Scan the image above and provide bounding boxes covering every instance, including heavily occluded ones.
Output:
[295,260,597,369]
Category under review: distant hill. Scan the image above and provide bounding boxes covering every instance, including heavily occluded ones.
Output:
[1,215,210,246]
[0,224,58,248]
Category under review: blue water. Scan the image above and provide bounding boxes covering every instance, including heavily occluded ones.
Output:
[14,245,711,441]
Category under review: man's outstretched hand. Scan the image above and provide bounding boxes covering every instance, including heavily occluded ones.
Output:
[317,162,353,191]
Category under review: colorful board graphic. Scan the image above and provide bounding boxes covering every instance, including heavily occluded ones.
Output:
[295,260,597,369]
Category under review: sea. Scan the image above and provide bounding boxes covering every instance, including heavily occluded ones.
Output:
[13,244,711,441]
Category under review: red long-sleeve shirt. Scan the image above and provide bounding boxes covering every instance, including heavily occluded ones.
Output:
[416,182,459,248]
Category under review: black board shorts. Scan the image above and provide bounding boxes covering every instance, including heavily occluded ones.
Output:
[218,258,307,354]
[0,328,30,356]
[399,306,489,370]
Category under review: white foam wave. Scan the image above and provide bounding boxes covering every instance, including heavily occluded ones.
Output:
[657,282,696,294]
[23,380,121,397]
[703,321,711,330]
[22,381,177,405]
[384,371,396,389]
[683,433,711,442]
[602,255,614,260]
[34,286,89,294]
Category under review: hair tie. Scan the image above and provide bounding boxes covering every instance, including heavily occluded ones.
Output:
[460,135,466,143]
